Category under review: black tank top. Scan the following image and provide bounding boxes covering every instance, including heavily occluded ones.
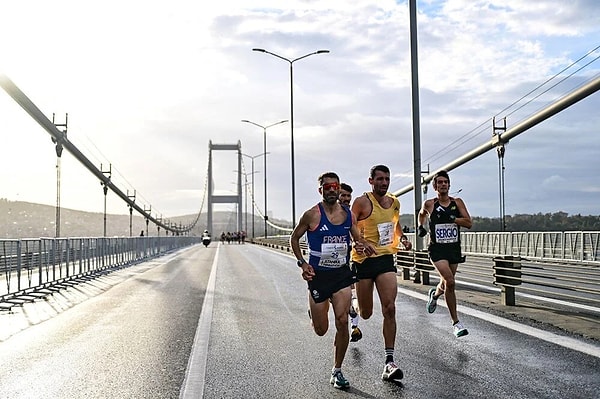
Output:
[429,200,461,245]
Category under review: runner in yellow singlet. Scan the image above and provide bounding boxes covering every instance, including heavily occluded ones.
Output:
[351,165,411,382]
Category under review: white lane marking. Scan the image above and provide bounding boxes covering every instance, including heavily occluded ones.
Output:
[255,248,600,358]
[517,292,600,314]
[179,244,220,398]
[399,287,600,359]
[433,275,600,315]
[457,280,600,315]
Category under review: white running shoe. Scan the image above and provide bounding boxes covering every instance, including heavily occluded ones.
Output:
[453,321,469,337]
[426,287,437,313]
[381,361,403,381]
[330,370,350,389]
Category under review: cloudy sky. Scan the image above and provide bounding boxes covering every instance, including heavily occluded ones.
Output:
[1,0,599,229]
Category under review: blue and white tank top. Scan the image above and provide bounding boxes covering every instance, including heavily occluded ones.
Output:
[306,203,352,271]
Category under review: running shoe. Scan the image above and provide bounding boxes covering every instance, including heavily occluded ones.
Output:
[381,361,404,381]
[330,370,350,389]
[426,287,437,314]
[453,321,469,338]
[350,326,363,342]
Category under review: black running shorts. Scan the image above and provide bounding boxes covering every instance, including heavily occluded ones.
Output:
[428,243,465,264]
[308,266,356,304]
[352,254,396,280]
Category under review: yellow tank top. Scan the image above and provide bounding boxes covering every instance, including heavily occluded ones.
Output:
[352,192,400,263]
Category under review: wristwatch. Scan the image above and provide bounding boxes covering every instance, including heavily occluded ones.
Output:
[297,259,306,267]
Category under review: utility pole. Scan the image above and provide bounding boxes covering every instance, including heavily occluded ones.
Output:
[52,113,67,238]
[127,190,136,236]
[144,205,152,237]
[100,164,112,237]
[494,117,508,232]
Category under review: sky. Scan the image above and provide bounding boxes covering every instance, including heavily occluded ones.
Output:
[1,0,599,230]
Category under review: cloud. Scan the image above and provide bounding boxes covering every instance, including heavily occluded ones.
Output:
[541,175,568,189]
[1,0,599,225]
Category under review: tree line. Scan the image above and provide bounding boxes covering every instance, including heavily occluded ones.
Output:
[471,211,600,232]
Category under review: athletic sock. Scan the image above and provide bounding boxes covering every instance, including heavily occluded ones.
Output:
[385,348,394,364]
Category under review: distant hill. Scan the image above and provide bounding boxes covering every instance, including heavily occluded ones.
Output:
[3,199,596,239]
[0,199,292,239]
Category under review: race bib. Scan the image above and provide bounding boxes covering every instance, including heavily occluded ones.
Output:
[377,222,394,246]
[318,243,348,268]
[435,223,459,244]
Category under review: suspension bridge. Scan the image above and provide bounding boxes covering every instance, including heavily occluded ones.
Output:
[1,65,599,398]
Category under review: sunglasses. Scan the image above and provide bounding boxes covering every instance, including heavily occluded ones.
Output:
[321,182,340,191]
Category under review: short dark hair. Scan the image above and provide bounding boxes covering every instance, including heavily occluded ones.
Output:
[370,164,390,178]
[318,172,340,186]
[340,182,352,193]
[433,170,450,184]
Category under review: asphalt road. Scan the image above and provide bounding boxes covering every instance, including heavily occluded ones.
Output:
[1,243,599,398]
[0,246,212,398]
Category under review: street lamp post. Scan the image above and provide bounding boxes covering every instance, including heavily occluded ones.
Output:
[242,152,267,239]
[252,48,329,227]
[241,119,288,237]
[242,176,248,234]
[231,174,252,234]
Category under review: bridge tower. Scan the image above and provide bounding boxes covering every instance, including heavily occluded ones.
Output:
[207,140,243,234]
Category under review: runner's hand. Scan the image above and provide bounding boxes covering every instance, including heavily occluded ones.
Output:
[301,264,315,281]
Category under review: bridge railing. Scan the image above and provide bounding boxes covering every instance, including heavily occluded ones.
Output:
[252,233,600,309]
[252,231,600,263]
[400,250,600,307]
[0,236,200,307]
[461,231,600,263]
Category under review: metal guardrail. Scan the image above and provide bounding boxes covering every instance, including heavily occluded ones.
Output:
[461,231,600,263]
[399,251,600,307]
[253,235,600,309]
[0,236,200,308]
[7,233,595,311]
[253,231,600,263]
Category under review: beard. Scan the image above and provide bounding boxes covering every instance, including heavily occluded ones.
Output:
[375,186,388,196]
[323,194,338,205]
